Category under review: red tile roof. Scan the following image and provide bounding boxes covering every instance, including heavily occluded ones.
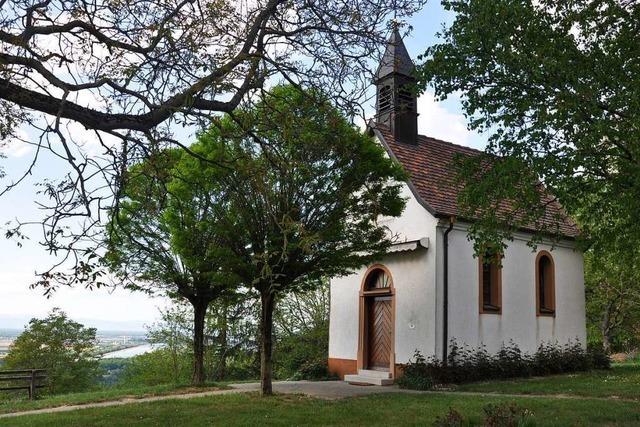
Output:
[372,126,579,238]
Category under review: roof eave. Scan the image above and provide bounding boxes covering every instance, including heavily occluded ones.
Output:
[369,120,580,241]
[433,212,579,241]
[369,121,438,217]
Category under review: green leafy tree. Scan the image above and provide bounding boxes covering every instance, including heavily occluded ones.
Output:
[204,296,259,381]
[104,149,240,386]
[274,280,331,380]
[418,0,640,252]
[144,299,258,383]
[177,85,407,394]
[119,348,193,387]
[146,305,193,384]
[585,249,640,353]
[417,1,640,347]
[5,309,100,395]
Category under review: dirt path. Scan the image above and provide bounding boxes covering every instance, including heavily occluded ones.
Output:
[0,388,247,419]
[232,380,640,402]
[1,381,637,419]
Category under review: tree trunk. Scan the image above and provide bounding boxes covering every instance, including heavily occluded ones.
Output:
[601,301,614,354]
[192,300,208,386]
[259,291,275,395]
[216,304,229,381]
[171,344,180,384]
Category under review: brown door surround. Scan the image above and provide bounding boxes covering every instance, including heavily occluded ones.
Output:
[358,264,395,375]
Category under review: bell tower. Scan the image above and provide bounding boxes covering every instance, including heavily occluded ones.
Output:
[375,28,418,144]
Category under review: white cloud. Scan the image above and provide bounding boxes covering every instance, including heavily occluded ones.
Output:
[0,129,33,158]
[416,91,481,148]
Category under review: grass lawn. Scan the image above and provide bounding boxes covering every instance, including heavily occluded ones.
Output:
[1,392,640,426]
[1,364,638,425]
[454,364,640,400]
[0,383,223,415]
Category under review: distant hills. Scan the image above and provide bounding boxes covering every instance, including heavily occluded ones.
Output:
[0,314,147,335]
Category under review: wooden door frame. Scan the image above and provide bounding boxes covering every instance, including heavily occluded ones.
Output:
[357,264,396,377]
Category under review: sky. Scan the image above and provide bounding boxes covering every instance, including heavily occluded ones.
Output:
[0,2,487,333]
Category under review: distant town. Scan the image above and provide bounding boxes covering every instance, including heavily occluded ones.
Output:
[0,328,149,361]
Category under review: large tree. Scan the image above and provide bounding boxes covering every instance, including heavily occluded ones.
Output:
[103,149,240,385]
[0,0,425,286]
[0,0,423,133]
[417,0,640,349]
[174,85,406,394]
[417,0,640,251]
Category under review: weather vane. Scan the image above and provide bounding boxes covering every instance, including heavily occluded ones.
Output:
[389,1,406,31]
[389,16,407,31]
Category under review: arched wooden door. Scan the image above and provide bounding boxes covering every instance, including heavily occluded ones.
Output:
[359,265,395,373]
[367,296,393,368]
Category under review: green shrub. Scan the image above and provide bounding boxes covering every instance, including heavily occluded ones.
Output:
[432,403,534,427]
[119,349,192,386]
[99,358,130,386]
[399,339,610,389]
[587,344,611,369]
[397,351,434,390]
[273,323,329,380]
[221,353,260,381]
[495,342,532,379]
[433,407,466,427]
[289,358,335,381]
[482,403,535,427]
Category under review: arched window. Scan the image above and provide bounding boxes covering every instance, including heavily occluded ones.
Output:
[479,252,502,314]
[536,251,556,316]
[365,268,391,291]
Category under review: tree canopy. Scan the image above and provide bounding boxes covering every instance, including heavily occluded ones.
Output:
[1,0,425,133]
[418,0,640,254]
[174,84,407,393]
[104,144,241,385]
[0,0,426,287]
[585,246,640,353]
[417,0,640,349]
[103,84,406,392]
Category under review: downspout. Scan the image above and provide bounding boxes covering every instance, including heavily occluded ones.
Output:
[442,216,455,365]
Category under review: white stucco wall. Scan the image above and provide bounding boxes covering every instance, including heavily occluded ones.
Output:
[329,172,587,365]
[328,250,433,363]
[376,184,435,243]
[328,184,440,364]
[444,224,586,355]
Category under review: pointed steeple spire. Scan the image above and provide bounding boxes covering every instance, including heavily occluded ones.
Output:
[374,28,418,144]
[375,28,415,82]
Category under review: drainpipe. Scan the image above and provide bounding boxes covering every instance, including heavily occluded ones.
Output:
[442,216,455,365]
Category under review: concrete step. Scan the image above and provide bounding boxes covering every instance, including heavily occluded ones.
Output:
[344,374,394,386]
[358,369,392,379]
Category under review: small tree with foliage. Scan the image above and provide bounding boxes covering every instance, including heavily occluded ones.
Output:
[104,148,242,385]
[5,309,100,395]
[274,280,331,379]
[178,85,407,394]
[143,299,259,383]
[585,248,640,352]
[146,305,193,384]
